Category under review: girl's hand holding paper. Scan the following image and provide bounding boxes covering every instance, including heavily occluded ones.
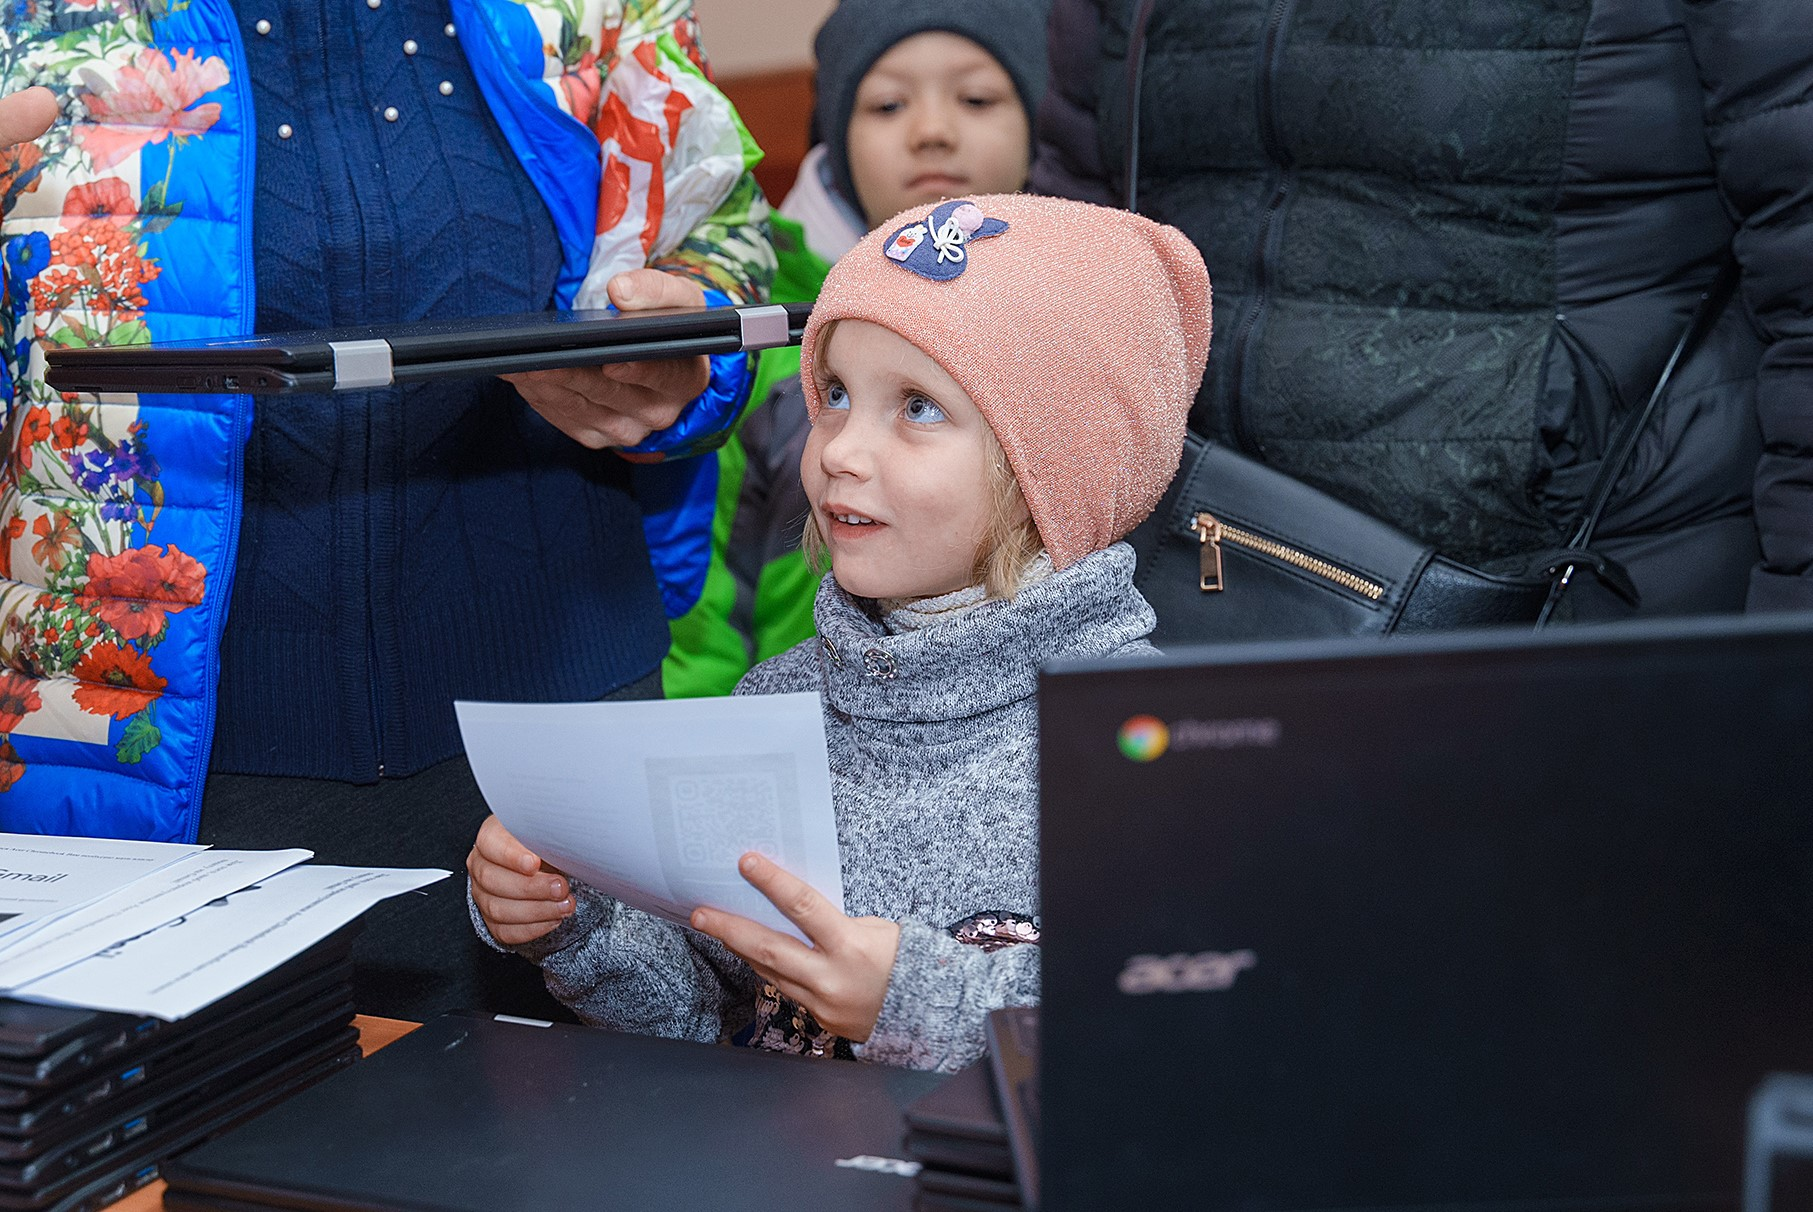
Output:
[692,853,899,1043]
[467,815,575,947]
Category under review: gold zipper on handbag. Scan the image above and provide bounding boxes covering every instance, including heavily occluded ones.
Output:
[1189,512,1385,601]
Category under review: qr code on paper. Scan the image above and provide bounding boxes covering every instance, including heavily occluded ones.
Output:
[646,754,805,892]
[671,771,782,865]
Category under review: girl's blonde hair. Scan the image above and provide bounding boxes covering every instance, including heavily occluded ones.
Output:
[802,322,1045,601]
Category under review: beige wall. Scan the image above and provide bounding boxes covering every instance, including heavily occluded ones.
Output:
[693,0,836,77]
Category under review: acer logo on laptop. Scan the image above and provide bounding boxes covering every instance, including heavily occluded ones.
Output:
[1117,949,1257,995]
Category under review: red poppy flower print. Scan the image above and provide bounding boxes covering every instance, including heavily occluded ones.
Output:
[0,742,23,793]
[94,597,163,642]
[85,544,205,604]
[0,671,42,732]
[51,416,88,451]
[0,516,24,581]
[19,408,49,446]
[71,642,166,719]
[560,52,602,127]
[84,545,207,640]
[61,178,138,224]
[14,407,50,474]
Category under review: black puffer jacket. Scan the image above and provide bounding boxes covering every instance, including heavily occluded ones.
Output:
[1034,0,1813,615]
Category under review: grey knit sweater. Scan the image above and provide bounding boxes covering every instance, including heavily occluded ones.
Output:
[473,542,1156,1072]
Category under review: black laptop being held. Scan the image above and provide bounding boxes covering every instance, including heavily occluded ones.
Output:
[42,302,811,395]
[1038,612,1813,1212]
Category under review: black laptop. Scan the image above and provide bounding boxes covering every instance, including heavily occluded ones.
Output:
[0,928,360,1212]
[42,302,811,394]
[163,1013,943,1211]
[1037,612,1813,1212]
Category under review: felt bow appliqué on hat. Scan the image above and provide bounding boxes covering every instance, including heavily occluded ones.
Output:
[883,200,1009,281]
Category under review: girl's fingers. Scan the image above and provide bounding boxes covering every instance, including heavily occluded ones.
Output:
[474,889,574,925]
[736,853,841,947]
[467,853,569,904]
[489,918,569,946]
[691,905,823,986]
[474,815,544,876]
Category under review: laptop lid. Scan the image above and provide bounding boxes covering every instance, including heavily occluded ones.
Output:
[163,1013,943,1212]
[41,302,811,395]
[1038,612,1813,1212]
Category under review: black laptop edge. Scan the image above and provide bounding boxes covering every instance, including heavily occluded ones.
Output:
[42,302,813,395]
[0,1031,358,1212]
[1044,607,1813,680]
[0,976,354,1159]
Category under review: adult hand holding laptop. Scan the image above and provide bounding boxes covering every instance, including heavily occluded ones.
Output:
[501,268,713,450]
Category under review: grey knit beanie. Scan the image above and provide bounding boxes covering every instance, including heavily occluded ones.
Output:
[811,0,1051,217]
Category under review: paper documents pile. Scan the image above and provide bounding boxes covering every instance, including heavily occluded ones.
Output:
[0,833,447,1019]
[0,834,447,1210]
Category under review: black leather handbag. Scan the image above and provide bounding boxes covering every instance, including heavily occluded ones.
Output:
[1129,261,1738,647]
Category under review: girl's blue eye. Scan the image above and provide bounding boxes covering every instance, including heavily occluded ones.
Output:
[824,383,850,410]
[904,394,947,424]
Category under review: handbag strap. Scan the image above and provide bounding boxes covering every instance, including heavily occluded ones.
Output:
[1121,0,1159,213]
[1537,255,1742,624]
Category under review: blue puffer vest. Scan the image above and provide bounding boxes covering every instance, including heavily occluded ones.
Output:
[0,0,756,840]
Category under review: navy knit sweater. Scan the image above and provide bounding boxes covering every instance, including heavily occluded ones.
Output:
[213,0,670,780]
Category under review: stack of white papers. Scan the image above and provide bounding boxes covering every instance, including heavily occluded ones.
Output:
[0,833,448,1019]
[0,833,202,944]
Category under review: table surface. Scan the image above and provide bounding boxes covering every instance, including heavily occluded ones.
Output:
[106,1015,422,1212]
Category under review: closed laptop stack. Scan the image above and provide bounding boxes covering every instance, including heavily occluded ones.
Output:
[903,1011,1043,1212]
[0,927,362,1212]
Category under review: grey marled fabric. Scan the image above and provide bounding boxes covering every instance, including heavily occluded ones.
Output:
[471,542,1155,1071]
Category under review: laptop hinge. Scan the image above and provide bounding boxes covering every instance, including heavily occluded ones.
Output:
[330,339,394,389]
[737,305,793,351]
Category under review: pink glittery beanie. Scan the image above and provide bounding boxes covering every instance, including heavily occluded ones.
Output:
[799,193,1212,570]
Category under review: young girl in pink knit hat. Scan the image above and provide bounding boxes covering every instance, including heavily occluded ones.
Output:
[469,194,1212,1072]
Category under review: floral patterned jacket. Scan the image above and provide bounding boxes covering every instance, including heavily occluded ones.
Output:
[0,0,774,840]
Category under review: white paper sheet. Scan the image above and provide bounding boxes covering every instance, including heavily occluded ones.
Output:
[0,833,205,941]
[456,692,844,943]
[9,864,449,1019]
[0,847,313,991]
